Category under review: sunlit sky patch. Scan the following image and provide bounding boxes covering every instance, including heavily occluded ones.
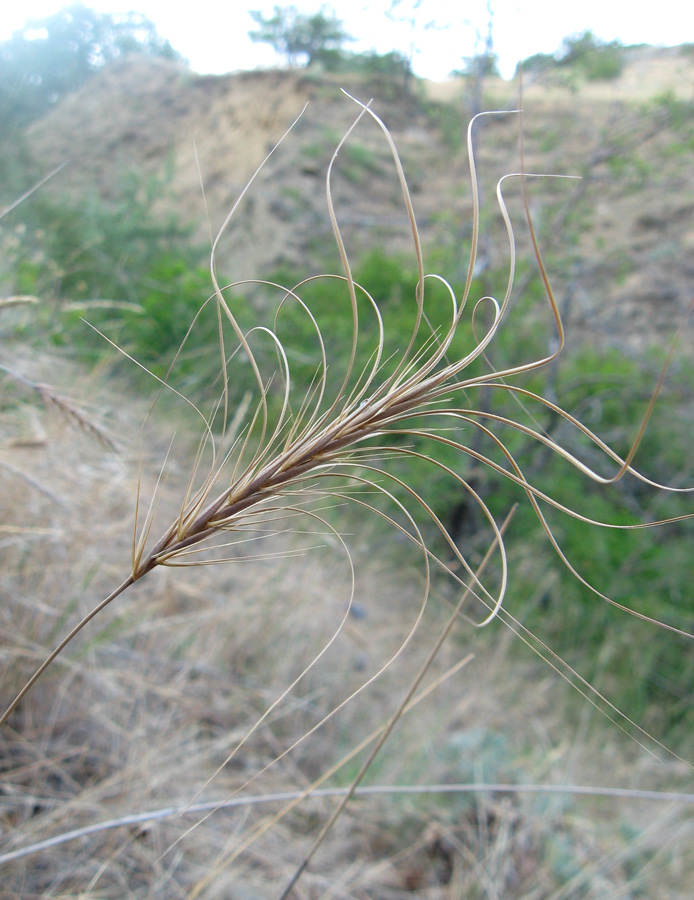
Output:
[1,1,691,81]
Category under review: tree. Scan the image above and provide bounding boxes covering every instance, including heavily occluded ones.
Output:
[558,30,623,80]
[456,51,499,79]
[518,31,624,82]
[248,5,352,68]
[0,5,182,126]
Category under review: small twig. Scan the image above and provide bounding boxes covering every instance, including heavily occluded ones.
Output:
[0,364,118,452]
[0,163,67,221]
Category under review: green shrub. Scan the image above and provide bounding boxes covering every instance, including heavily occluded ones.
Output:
[519,31,624,83]
[2,175,219,377]
[558,31,624,81]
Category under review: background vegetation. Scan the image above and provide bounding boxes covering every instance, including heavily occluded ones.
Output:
[1,7,693,898]
[0,4,181,128]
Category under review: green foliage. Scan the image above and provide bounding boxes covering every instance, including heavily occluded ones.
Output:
[267,244,693,729]
[338,141,383,183]
[248,5,352,67]
[0,5,182,127]
[262,248,693,729]
[558,31,624,81]
[649,91,694,153]
[1,174,253,394]
[487,344,694,728]
[517,51,555,76]
[265,249,426,397]
[606,151,653,187]
[247,7,413,97]
[519,31,623,82]
[350,50,411,83]
[423,101,465,152]
[336,50,414,99]
[453,52,500,80]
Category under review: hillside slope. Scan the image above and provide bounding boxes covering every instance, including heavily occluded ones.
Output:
[13,47,694,347]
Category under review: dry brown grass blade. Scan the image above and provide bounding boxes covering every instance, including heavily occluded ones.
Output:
[0,162,67,221]
[0,295,39,309]
[0,363,118,451]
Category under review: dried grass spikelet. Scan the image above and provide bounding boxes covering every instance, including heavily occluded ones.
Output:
[0,363,118,451]
[2,94,692,751]
[0,295,40,309]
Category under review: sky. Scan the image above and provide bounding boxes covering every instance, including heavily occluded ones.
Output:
[0,0,691,81]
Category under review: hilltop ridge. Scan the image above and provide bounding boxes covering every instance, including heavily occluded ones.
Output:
[14,46,694,346]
